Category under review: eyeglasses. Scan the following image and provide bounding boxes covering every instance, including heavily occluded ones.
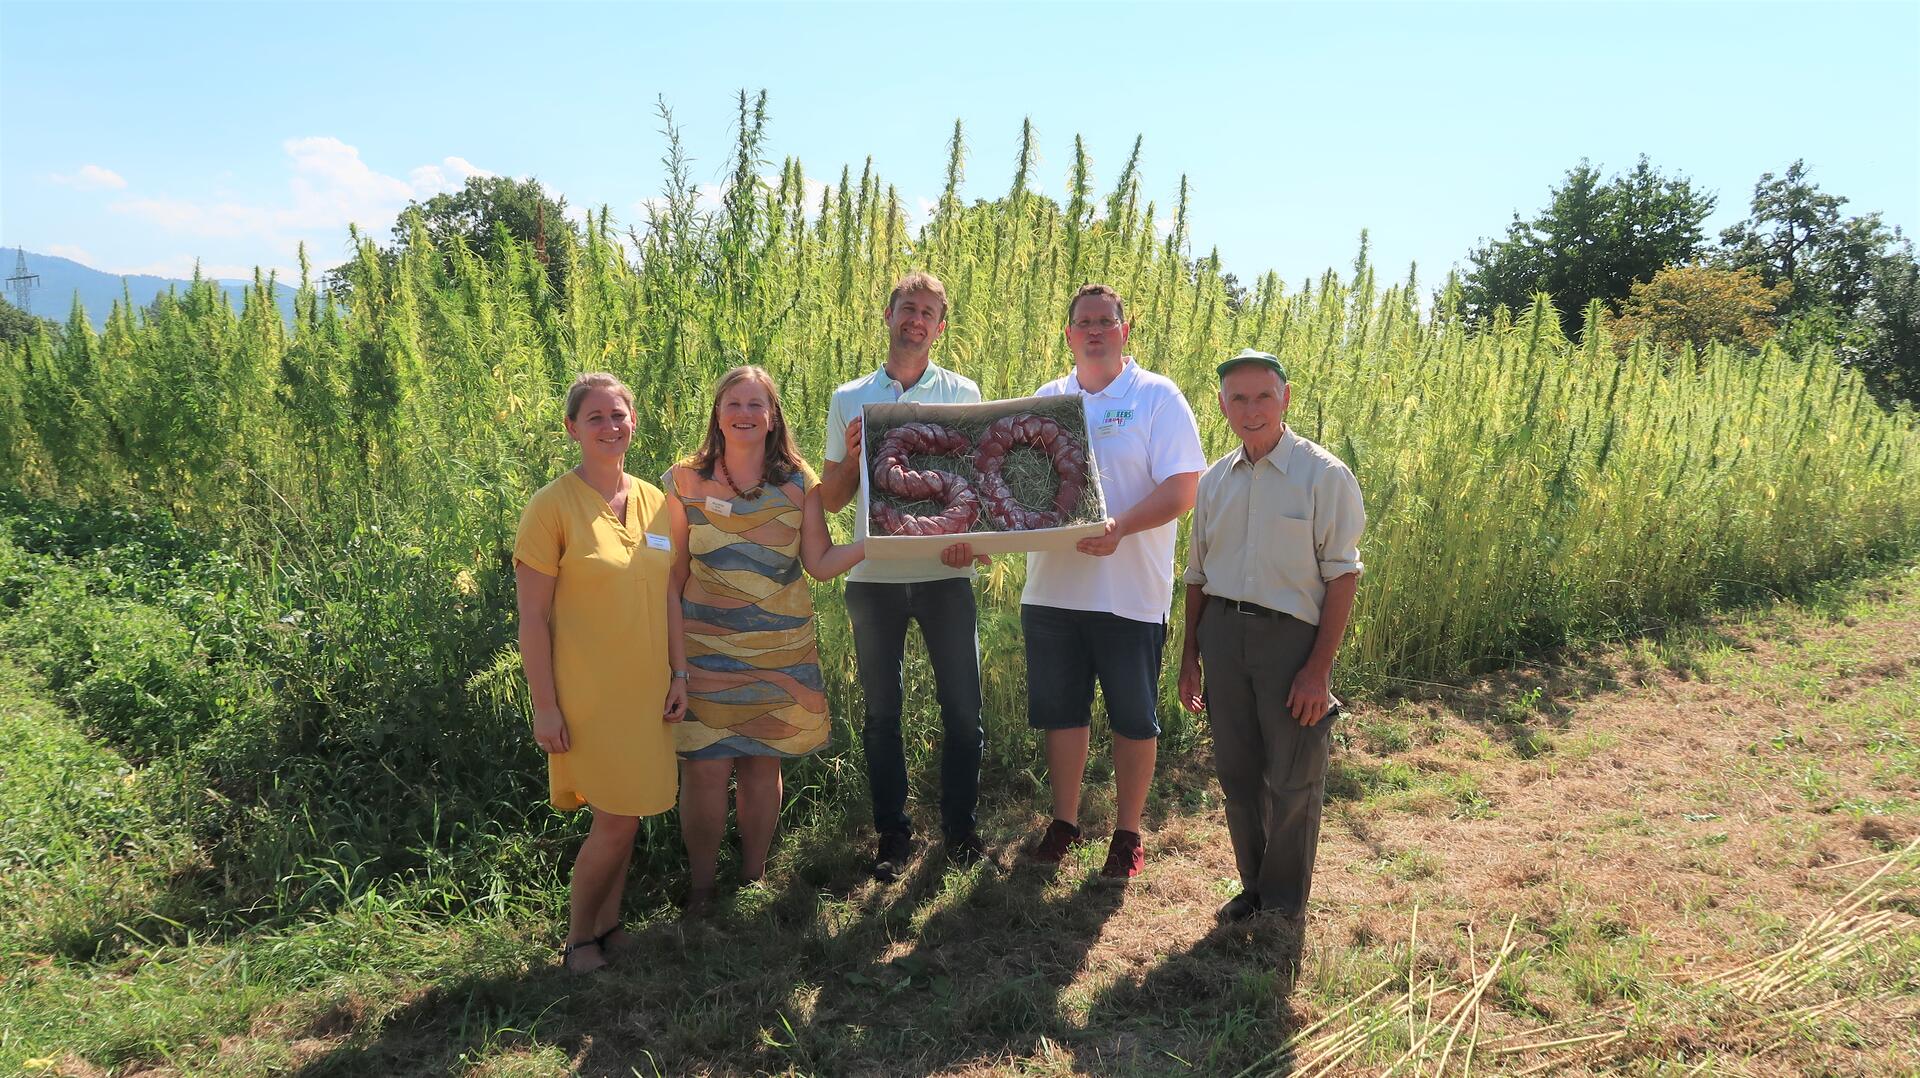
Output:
[1070,317,1123,331]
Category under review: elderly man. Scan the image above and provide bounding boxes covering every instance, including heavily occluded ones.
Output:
[820,271,987,880]
[1178,348,1364,924]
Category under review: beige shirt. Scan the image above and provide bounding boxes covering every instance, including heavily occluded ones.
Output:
[1183,426,1365,626]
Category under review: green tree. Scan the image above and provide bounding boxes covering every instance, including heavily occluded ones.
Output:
[394,175,579,298]
[1719,161,1918,403]
[1609,264,1789,355]
[1463,157,1716,336]
[1843,240,1920,404]
[0,294,57,345]
[1718,160,1888,321]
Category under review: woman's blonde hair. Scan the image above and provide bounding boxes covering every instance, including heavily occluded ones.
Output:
[564,372,634,421]
[684,365,808,490]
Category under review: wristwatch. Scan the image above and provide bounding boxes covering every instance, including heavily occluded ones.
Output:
[671,669,690,681]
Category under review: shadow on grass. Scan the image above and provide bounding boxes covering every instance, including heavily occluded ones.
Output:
[837,862,1125,1073]
[285,916,697,1077]
[289,816,1131,1076]
[1081,915,1307,1075]
[27,862,230,963]
[1367,622,1744,762]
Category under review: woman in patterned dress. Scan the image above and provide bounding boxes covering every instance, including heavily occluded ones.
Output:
[664,365,864,913]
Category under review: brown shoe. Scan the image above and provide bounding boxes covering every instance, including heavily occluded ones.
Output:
[1023,818,1082,864]
[1217,892,1262,923]
[1098,830,1144,881]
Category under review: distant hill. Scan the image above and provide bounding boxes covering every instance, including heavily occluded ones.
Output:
[5,250,298,330]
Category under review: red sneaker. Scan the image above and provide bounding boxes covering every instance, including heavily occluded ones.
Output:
[1099,830,1144,881]
[1024,818,1082,864]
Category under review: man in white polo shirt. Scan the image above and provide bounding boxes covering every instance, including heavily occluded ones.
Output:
[1177,348,1364,926]
[820,271,987,881]
[1019,283,1206,881]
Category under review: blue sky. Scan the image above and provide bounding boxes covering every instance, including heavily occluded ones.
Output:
[4,1,1916,297]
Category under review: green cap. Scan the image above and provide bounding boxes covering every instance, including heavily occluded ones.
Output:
[1216,347,1287,382]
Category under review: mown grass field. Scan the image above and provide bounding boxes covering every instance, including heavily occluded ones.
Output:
[5,562,1914,1076]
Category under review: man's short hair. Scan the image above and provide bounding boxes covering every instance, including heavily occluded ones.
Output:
[1067,283,1125,325]
[887,271,948,319]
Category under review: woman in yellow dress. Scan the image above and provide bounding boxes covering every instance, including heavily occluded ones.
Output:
[515,372,682,973]
[664,365,864,913]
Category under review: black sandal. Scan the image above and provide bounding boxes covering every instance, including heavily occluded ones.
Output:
[559,937,606,973]
[592,924,631,958]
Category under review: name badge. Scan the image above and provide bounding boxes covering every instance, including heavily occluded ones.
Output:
[703,495,734,517]
[1094,422,1121,438]
[644,532,671,552]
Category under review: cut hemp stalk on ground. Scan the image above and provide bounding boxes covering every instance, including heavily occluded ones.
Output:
[1232,837,1920,1076]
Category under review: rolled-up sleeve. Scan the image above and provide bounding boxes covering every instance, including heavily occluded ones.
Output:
[513,492,564,577]
[1314,467,1365,580]
[1182,480,1209,588]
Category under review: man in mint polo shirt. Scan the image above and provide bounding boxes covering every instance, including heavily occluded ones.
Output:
[820,271,987,880]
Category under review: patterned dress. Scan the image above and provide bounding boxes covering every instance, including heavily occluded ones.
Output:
[667,466,830,759]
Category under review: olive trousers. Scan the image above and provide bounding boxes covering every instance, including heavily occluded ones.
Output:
[1197,594,1337,917]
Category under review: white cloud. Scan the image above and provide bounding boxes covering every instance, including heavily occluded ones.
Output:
[406,155,495,196]
[109,196,273,240]
[51,164,128,191]
[104,137,497,277]
[279,136,414,229]
[120,255,267,281]
[46,244,95,263]
[632,182,726,227]
[798,176,834,219]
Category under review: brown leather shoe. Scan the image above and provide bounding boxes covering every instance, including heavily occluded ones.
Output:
[1023,819,1082,864]
[1098,830,1144,881]
[1217,892,1262,923]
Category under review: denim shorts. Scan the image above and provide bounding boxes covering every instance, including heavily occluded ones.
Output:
[1021,604,1167,740]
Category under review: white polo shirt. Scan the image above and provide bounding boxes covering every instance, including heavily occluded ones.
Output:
[1021,357,1206,625]
[825,361,982,585]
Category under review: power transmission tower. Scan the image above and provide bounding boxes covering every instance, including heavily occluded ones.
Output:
[5,248,39,314]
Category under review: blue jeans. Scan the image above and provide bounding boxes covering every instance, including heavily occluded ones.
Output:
[1021,604,1166,739]
[844,578,983,840]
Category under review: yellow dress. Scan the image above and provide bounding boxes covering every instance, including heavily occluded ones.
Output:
[666,466,830,759]
[513,471,677,816]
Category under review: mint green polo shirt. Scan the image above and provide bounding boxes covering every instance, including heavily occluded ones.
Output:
[825,362,982,584]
